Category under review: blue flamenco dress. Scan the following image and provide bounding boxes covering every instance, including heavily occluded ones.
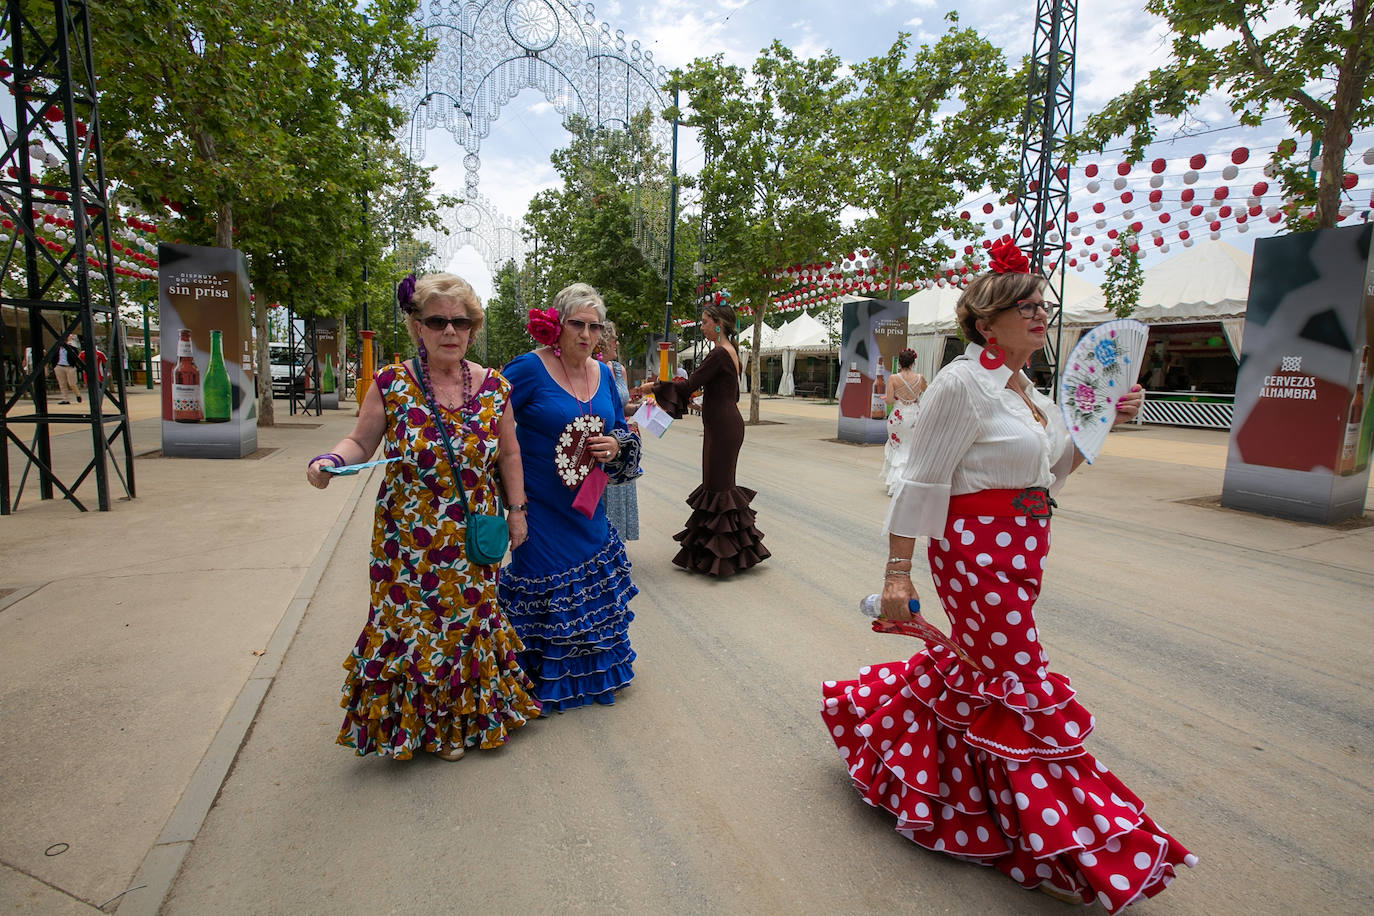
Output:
[499,352,638,711]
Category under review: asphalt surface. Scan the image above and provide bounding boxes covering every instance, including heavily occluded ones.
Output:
[1,387,1371,914]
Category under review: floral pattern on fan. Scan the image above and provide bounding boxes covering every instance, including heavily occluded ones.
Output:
[555,415,605,489]
[1059,318,1149,464]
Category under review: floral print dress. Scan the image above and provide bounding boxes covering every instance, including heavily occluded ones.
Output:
[337,363,541,758]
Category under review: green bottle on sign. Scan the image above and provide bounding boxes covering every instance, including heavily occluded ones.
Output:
[322,356,336,394]
[203,330,231,422]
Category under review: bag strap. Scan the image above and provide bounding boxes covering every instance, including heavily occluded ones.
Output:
[411,358,503,516]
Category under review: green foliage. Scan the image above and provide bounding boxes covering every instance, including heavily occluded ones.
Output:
[1069,0,1374,228]
[842,18,1023,297]
[485,260,531,370]
[520,112,695,349]
[1102,233,1145,318]
[668,42,852,420]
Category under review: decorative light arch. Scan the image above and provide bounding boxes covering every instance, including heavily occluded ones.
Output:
[399,1,674,276]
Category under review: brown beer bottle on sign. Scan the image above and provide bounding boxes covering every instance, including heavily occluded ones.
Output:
[870,364,887,419]
[172,328,203,423]
[1339,383,1364,475]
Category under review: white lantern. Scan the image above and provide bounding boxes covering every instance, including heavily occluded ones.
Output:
[1122,208,1134,220]
[1149,174,1164,188]
[1222,164,1239,180]
[1086,180,1100,193]
[1183,170,1199,184]
[1113,177,1127,190]
[1363,147,1374,166]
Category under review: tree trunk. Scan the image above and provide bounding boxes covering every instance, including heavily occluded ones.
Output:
[749,306,763,423]
[1314,0,1372,227]
[215,201,233,248]
[256,302,274,426]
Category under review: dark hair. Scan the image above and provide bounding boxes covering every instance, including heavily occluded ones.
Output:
[897,348,916,369]
[703,302,738,342]
[956,271,1045,345]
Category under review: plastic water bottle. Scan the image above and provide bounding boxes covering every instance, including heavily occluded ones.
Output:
[860,594,882,617]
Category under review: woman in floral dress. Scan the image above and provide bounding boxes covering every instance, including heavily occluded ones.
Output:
[307,272,541,761]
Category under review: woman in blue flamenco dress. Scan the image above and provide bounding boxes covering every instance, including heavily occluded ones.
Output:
[499,283,642,711]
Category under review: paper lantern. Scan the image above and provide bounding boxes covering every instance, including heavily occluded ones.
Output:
[1183,170,1199,185]
[982,202,994,214]
[1116,162,1131,176]
[1213,186,1229,200]
[1086,179,1100,193]
[1189,153,1206,170]
[1159,212,1171,223]
[1222,164,1239,180]
[1122,208,1135,220]
[1150,158,1167,174]
[1180,187,1195,202]
[1344,173,1358,190]
[1084,163,1099,178]
[1113,177,1127,190]
[1149,174,1164,189]
[1120,191,1134,204]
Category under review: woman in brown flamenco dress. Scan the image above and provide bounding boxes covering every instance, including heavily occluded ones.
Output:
[638,302,770,577]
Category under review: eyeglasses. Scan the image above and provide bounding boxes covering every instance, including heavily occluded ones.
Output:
[1001,299,1059,319]
[565,318,605,334]
[420,314,473,332]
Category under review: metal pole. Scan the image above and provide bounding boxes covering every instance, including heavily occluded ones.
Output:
[141,295,152,389]
[660,88,680,383]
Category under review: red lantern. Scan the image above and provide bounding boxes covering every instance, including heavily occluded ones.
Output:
[1085,163,1099,178]
[1092,201,1105,213]
[1213,186,1229,200]
[1179,230,1190,240]
[1027,180,1039,192]
[982,202,994,214]
[1116,162,1131,176]
[1189,153,1206,170]
[1084,235,1095,245]
[1153,237,1164,247]
[1343,173,1358,190]
[1150,158,1167,174]
[1067,211,1078,222]
[1180,188,1195,203]
[1020,226,1032,238]
[1107,228,1119,239]
[1190,204,1203,216]
[1278,138,1297,157]
[1218,205,1232,218]
[1159,212,1171,223]
[960,211,970,220]
[1252,181,1268,196]
[1249,205,1262,217]
[1056,166,1068,181]
[1148,189,1163,203]
[1120,191,1134,203]
[1232,147,1249,164]
[1209,221,1221,231]
[1110,247,1121,258]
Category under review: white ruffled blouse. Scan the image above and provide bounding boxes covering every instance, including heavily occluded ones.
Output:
[884,342,1075,539]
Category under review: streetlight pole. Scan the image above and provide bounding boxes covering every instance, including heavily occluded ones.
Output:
[659,88,680,383]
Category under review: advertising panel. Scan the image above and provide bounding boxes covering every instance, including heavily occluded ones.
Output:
[837,298,908,443]
[1221,224,1372,522]
[314,318,340,409]
[158,244,258,458]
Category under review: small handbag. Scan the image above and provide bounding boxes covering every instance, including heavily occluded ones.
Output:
[412,359,509,566]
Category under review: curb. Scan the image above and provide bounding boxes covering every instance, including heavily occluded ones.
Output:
[111,468,373,915]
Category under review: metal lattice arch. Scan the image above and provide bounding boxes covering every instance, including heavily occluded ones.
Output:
[401,1,674,275]
[421,191,528,273]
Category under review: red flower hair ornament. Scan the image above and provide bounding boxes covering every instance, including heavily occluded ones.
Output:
[526,308,562,351]
[987,239,1031,274]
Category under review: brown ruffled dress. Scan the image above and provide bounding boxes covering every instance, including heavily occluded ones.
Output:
[653,346,770,576]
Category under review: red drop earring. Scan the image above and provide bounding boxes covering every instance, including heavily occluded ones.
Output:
[980,336,1006,370]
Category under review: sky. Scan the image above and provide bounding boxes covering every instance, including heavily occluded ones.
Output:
[413,0,1371,303]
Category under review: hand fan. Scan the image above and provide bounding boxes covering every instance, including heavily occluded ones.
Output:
[1058,318,1149,464]
[554,415,605,490]
[868,600,980,668]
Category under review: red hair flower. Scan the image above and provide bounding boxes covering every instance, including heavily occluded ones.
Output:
[526,308,561,347]
[987,239,1031,274]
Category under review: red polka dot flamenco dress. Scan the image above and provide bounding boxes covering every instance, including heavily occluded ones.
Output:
[822,514,1196,912]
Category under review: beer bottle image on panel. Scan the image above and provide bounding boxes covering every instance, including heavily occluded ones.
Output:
[322,355,335,394]
[172,328,203,423]
[203,329,231,422]
[870,364,887,419]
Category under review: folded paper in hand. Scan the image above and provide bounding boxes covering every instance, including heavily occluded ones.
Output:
[631,400,672,438]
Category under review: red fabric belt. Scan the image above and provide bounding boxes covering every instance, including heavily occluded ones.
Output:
[948,487,1055,519]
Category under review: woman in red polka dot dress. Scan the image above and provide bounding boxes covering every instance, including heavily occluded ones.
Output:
[821,242,1195,912]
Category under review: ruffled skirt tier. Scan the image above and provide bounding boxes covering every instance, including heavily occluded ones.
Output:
[338,608,541,759]
[821,514,1194,912]
[671,484,771,577]
[500,535,638,711]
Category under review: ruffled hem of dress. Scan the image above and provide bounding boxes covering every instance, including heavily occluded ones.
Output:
[821,656,1195,914]
[337,622,541,758]
[670,484,771,578]
[529,653,637,711]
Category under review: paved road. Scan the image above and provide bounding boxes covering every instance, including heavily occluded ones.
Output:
[150,404,1372,915]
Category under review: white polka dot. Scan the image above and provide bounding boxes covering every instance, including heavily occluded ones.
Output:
[969,786,982,802]
[889,793,900,807]
[949,578,963,592]
[1009,867,1025,882]
[981,655,995,669]
[899,742,913,756]
[1027,832,1044,851]
[977,825,989,842]
[917,770,929,783]
[1184,854,1198,867]
[839,746,852,758]
[1006,761,1020,771]
[1025,535,1038,551]
[1041,807,1060,825]
[891,764,906,779]
[1106,837,1123,853]
[1075,826,1095,845]
[955,829,968,846]
[1094,814,1111,833]
[953,519,965,532]
[1110,874,1130,891]
[1000,789,1012,805]
[1134,852,1152,870]
[1072,787,1086,803]
[879,716,894,730]
[960,530,975,545]
[1016,588,1029,601]
[975,552,993,566]
[967,617,981,632]
[1000,814,1011,831]
[956,702,970,716]
[977,515,994,525]
[831,725,845,737]
[1031,773,1048,789]
[1097,892,1113,908]
[991,631,1008,645]
[1015,651,1031,665]
[994,531,1012,547]
[1111,793,1127,807]
[857,686,871,698]
[932,555,944,569]
[1089,792,1104,806]
[1014,516,1027,527]
[1067,765,1080,780]
[880,740,893,753]
[1026,627,1037,642]
[938,538,949,551]
[857,723,873,737]
[996,571,1010,582]
[965,572,978,585]
[1078,851,1097,866]
[1095,759,1109,773]
[946,735,957,749]
[903,709,916,723]
[941,806,955,820]
[1005,610,1022,624]
[1015,792,1030,810]
[1115,816,1135,831]
[955,560,967,574]
[985,592,1002,606]
[1065,721,1080,738]
[914,801,930,817]
[917,674,931,688]
[1048,763,1062,778]
[1012,554,1027,569]
[1035,864,1053,879]
[962,633,976,647]
[1026,694,1039,709]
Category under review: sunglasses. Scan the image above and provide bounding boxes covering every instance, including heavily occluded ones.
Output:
[1001,299,1059,319]
[420,314,473,332]
[565,318,605,334]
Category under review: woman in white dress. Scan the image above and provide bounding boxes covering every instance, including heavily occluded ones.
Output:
[881,347,926,495]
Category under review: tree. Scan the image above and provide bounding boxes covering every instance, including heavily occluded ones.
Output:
[842,18,1023,298]
[1070,0,1374,229]
[1102,232,1145,318]
[485,260,530,369]
[669,42,852,422]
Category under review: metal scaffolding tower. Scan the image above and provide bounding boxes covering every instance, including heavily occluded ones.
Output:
[1011,0,1078,385]
[0,0,134,512]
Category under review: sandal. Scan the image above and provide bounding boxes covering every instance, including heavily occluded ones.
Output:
[433,742,465,762]
[1037,882,1082,904]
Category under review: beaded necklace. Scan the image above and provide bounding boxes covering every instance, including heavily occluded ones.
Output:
[418,357,473,441]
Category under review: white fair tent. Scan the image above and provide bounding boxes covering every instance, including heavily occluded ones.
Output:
[905,271,1101,379]
[1061,240,1253,356]
[771,312,831,395]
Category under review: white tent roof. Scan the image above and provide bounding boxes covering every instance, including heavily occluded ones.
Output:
[774,312,831,350]
[906,270,1100,335]
[1062,240,1253,327]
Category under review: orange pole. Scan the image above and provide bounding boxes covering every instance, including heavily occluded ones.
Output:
[357,330,375,412]
[657,340,670,384]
